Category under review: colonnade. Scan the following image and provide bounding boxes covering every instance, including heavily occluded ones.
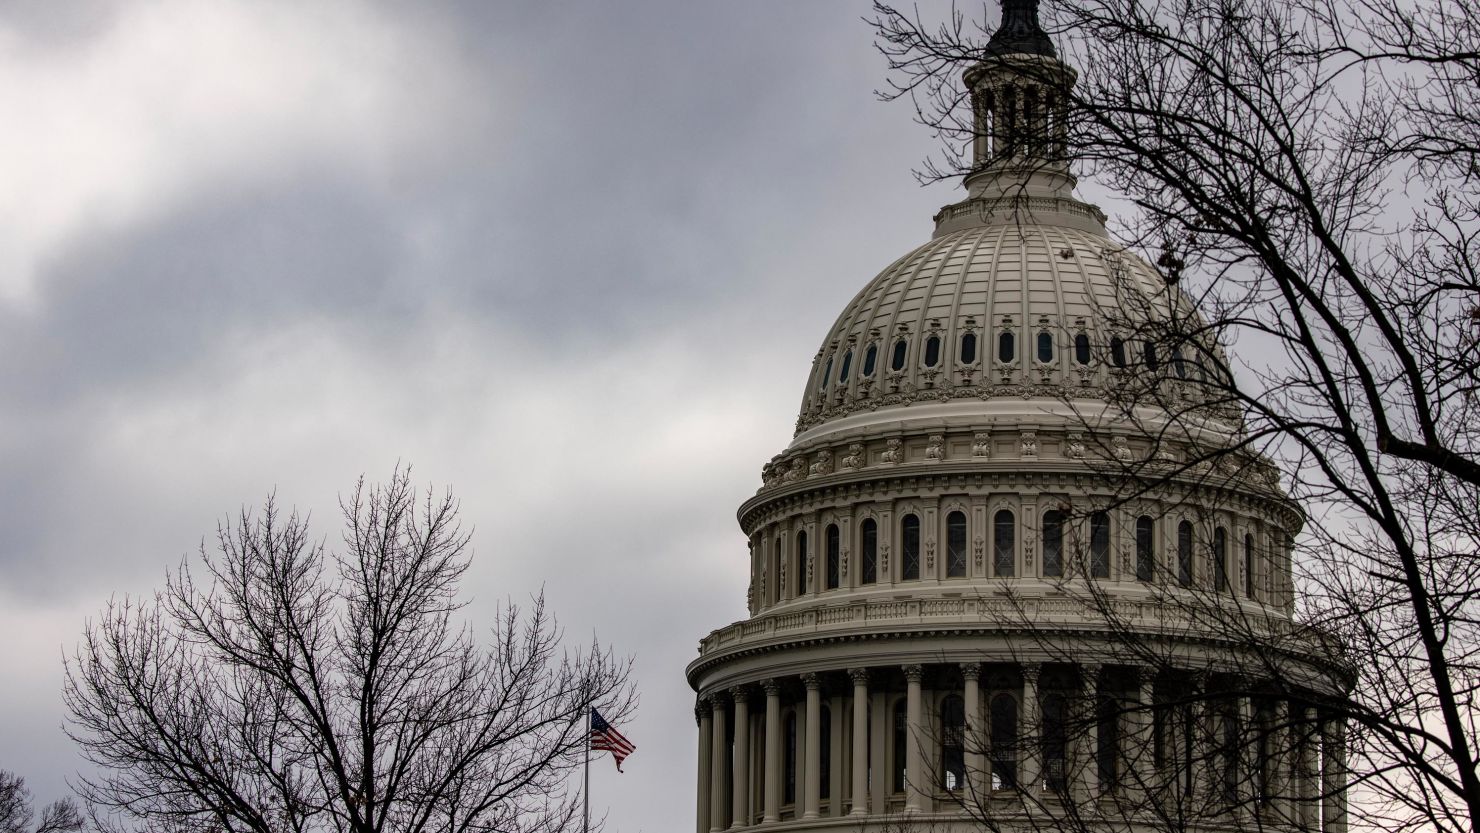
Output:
[694,662,1347,833]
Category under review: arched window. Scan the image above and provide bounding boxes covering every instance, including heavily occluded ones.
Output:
[820,704,832,799]
[796,530,809,596]
[994,510,1016,577]
[1098,694,1120,792]
[1244,533,1255,598]
[1173,348,1187,378]
[893,699,908,792]
[1135,516,1155,582]
[960,332,978,364]
[785,711,798,804]
[1110,336,1127,368]
[1074,333,1091,365]
[891,340,908,372]
[1042,692,1068,793]
[1177,521,1193,587]
[1145,342,1160,371]
[1090,511,1111,578]
[946,511,967,578]
[902,515,921,581]
[1037,332,1054,362]
[1213,526,1228,592]
[825,524,841,590]
[862,344,878,377]
[998,331,1016,363]
[839,350,853,383]
[774,535,785,603]
[819,357,833,392]
[1042,510,1065,578]
[941,695,966,792]
[861,518,878,585]
[923,335,941,367]
[990,693,1018,789]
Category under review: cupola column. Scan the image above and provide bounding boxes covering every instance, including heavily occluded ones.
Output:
[1132,669,1157,799]
[962,663,986,800]
[730,688,751,829]
[762,680,782,823]
[1269,699,1293,823]
[802,673,823,819]
[697,699,713,833]
[1020,663,1042,793]
[1322,715,1348,833]
[849,669,870,815]
[1299,706,1320,830]
[1080,662,1103,801]
[710,697,729,832]
[903,664,927,812]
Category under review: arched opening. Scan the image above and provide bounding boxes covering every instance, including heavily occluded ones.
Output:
[862,344,878,377]
[891,340,908,372]
[825,524,841,590]
[1041,692,1068,793]
[1244,532,1256,598]
[941,695,966,792]
[795,530,808,596]
[861,518,878,585]
[998,331,1015,363]
[839,350,853,383]
[1213,526,1228,592]
[773,535,785,604]
[785,711,798,805]
[902,514,921,581]
[1145,342,1160,371]
[923,335,941,368]
[994,510,1016,577]
[1074,333,1092,365]
[946,511,967,578]
[1111,336,1127,367]
[1037,332,1054,363]
[1042,510,1065,578]
[892,699,908,793]
[1177,521,1193,587]
[960,332,978,364]
[1136,516,1155,582]
[819,357,833,392]
[1098,694,1120,792]
[1090,511,1111,578]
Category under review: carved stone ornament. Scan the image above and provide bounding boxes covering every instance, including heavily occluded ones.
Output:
[974,536,985,570]
[784,458,806,482]
[840,442,865,470]
[960,662,982,681]
[925,434,946,461]
[972,432,991,458]
[805,554,814,588]
[801,672,821,690]
[879,542,890,574]
[1112,435,1134,462]
[809,449,834,477]
[1024,532,1037,567]
[849,667,870,685]
[761,461,776,487]
[778,560,787,593]
[757,567,766,604]
[925,539,936,571]
[762,678,781,696]
[902,664,925,682]
[841,548,849,577]
[1066,433,1087,459]
[1021,431,1039,458]
[881,437,904,465]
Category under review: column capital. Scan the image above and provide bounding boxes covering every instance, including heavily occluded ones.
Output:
[1021,662,1042,684]
[848,667,870,685]
[801,671,822,690]
[696,697,714,717]
[902,664,924,683]
[1081,661,1103,684]
[960,662,982,681]
[762,677,781,696]
[729,685,751,704]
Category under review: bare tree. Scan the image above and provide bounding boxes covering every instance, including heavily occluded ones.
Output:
[869,2,1480,833]
[0,771,85,833]
[64,470,634,833]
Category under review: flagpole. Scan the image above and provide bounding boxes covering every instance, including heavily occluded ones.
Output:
[583,708,591,833]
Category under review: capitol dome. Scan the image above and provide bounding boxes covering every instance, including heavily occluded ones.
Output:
[686,3,1348,832]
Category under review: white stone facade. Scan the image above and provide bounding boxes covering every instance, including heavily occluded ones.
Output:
[687,3,1349,832]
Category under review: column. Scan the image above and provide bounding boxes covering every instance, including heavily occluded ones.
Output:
[1190,672,1211,802]
[763,680,782,823]
[1021,663,1042,793]
[963,663,985,801]
[802,673,822,819]
[903,664,926,811]
[1299,706,1320,831]
[1322,716,1347,833]
[698,700,713,833]
[1237,695,1255,822]
[849,669,870,816]
[1133,668,1156,798]
[1081,662,1103,801]
[1269,699,1292,824]
[711,696,729,832]
[731,687,751,829]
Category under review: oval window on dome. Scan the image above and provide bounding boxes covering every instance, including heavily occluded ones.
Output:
[819,357,833,391]
[862,344,878,377]
[998,332,1015,363]
[960,332,978,364]
[1110,336,1127,368]
[1074,333,1091,365]
[1037,332,1054,363]
[1145,343,1160,371]
[891,340,908,372]
[839,350,853,383]
[924,335,941,367]
[1172,348,1186,378]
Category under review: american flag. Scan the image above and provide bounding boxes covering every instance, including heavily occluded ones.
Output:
[590,709,636,772]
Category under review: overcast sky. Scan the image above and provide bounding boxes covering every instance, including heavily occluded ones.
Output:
[0,2,972,831]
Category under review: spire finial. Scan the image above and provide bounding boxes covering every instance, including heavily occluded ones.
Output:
[985,0,1055,58]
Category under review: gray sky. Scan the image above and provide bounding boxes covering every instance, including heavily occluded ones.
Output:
[0,2,959,831]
